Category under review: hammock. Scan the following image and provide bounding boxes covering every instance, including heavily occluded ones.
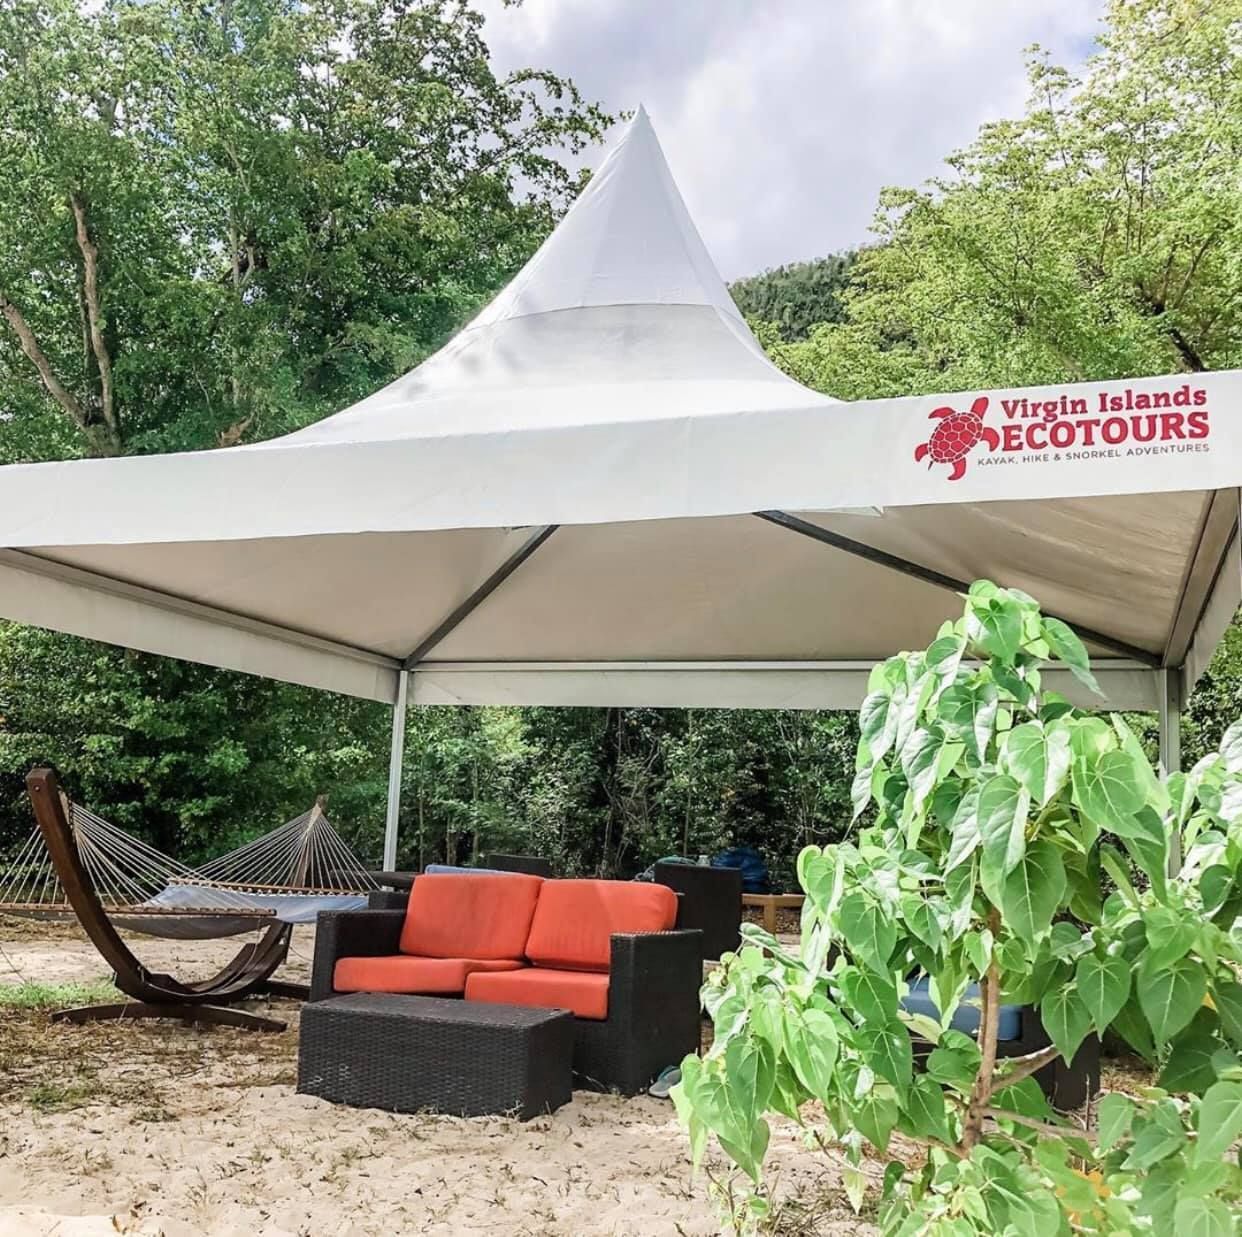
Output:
[4,769,381,1031]
[0,795,377,939]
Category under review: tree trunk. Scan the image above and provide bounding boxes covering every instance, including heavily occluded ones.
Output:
[961,908,1002,1151]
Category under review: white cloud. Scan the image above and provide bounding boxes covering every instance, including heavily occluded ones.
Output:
[478,0,1103,278]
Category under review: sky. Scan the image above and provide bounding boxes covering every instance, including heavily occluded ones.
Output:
[478,0,1105,280]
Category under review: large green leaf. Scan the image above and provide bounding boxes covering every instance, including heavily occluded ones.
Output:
[1005,720,1071,807]
[857,1020,913,1089]
[1042,616,1101,695]
[976,1144,1061,1237]
[901,1072,953,1144]
[1136,1159,1183,1231]
[779,1003,839,1102]
[783,1006,839,1100]
[860,690,898,761]
[1096,1092,1135,1151]
[722,1035,775,1138]
[1124,1101,1188,1169]
[969,594,1024,662]
[1173,1197,1234,1237]
[1193,1080,1242,1166]
[852,1086,900,1153]
[925,633,966,683]
[900,894,943,953]
[926,1033,979,1093]
[1138,956,1208,1046]
[1072,749,1148,832]
[1111,714,1169,813]
[978,774,1030,897]
[1111,994,1158,1062]
[1200,865,1233,914]
[1220,720,1242,773]
[945,787,981,873]
[1000,839,1065,940]
[1144,905,1198,970]
[938,681,999,760]
[1210,978,1242,1047]
[836,892,897,974]
[1158,1011,1223,1095]
[718,1117,771,1184]
[1074,950,1131,1032]
[840,968,899,1024]
[1040,984,1092,1061]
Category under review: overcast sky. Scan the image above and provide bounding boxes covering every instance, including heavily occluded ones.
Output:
[479,0,1104,280]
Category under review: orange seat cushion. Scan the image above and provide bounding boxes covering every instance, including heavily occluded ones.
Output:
[333,954,523,995]
[399,872,543,960]
[523,879,678,972]
[465,967,610,1020]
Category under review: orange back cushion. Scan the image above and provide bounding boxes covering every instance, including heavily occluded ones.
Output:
[400,873,543,959]
[524,879,677,972]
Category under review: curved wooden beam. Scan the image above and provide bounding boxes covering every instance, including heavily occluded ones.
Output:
[25,767,297,1023]
[52,1002,285,1032]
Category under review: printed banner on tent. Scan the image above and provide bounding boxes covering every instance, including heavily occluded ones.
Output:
[867,370,1238,506]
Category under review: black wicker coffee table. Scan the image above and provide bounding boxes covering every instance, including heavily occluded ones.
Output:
[297,993,574,1120]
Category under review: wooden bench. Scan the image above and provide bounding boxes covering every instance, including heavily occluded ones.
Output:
[741,892,805,934]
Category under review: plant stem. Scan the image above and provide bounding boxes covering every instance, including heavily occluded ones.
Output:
[960,907,1002,1152]
[989,1044,1063,1094]
[983,1107,1082,1139]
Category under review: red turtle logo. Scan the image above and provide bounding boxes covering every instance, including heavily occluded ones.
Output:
[913,396,999,481]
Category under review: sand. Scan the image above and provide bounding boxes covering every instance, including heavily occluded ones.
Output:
[0,920,870,1236]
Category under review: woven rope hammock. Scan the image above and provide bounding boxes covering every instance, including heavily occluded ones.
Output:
[3,768,380,1031]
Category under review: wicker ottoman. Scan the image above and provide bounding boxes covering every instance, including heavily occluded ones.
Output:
[297,993,574,1120]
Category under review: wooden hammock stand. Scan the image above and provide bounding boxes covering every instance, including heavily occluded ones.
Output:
[26,767,308,1032]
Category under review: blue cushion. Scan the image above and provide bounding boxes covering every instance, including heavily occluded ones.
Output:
[424,863,508,876]
[902,976,1023,1041]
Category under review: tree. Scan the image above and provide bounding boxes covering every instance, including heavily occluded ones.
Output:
[770,0,1242,401]
[729,254,857,342]
[675,582,1242,1234]
[0,0,613,856]
[0,0,611,460]
[0,624,389,860]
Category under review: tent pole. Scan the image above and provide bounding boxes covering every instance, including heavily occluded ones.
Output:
[383,671,410,871]
[1158,667,1183,877]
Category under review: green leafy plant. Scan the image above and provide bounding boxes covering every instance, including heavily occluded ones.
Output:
[674,581,1242,1234]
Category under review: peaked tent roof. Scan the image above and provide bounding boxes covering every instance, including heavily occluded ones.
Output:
[0,109,1239,713]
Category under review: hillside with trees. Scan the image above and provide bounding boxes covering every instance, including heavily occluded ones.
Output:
[728,253,857,341]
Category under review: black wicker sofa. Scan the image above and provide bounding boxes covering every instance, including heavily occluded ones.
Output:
[310,872,702,1095]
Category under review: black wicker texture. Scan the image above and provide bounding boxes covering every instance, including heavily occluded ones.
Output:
[366,889,409,911]
[309,909,405,1002]
[572,929,703,1095]
[1001,1010,1100,1110]
[482,853,555,877]
[297,993,574,1120]
[655,862,742,960]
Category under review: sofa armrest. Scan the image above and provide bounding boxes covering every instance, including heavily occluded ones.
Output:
[608,929,703,1029]
[309,909,405,1002]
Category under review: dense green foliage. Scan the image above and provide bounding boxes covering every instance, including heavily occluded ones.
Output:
[729,254,856,342]
[1,0,1240,898]
[766,0,1242,399]
[0,0,610,460]
[676,584,1242,1234]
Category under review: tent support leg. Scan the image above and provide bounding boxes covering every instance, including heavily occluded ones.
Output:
[1158,668,1182,877]
[383,671,409,871]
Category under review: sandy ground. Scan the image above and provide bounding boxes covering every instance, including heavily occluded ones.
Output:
[0,918,869,1236]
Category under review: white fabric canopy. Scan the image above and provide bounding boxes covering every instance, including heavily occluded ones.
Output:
[0,106,1239,717]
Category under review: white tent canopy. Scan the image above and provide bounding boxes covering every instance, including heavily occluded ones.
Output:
[2,107,1240,860]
